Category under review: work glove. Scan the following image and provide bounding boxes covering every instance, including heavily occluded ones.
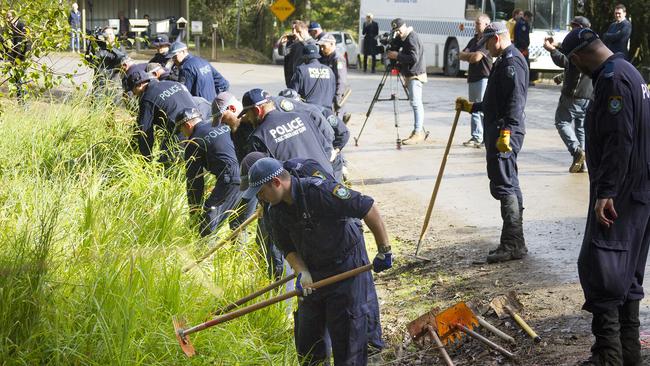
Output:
[373,251,392,273]
[455,97,474,113]
[295,270,314,296]
[496,129,513,153]
[329,148,339,162]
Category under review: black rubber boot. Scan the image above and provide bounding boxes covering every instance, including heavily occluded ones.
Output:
[620,300,642,366]
[487,195,526,263]
[590,308,623,366]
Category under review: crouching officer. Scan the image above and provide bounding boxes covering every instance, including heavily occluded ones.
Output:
[175,108,242,237]
[170,41,230,101]
[240,88,334,177]
[128,70,211,162]
[560,28,650,366]
[289,44,336,110]
[455,22,529,263]
[243,157,392,365]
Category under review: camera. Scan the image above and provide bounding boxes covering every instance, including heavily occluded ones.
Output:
[377,31,401,67]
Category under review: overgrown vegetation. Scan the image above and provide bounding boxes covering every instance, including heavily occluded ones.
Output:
[0,96,296,364]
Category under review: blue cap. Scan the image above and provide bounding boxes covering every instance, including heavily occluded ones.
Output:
[559,28,599,57]
[152,34,170,47]
[278,88,300,100]
[242,157,284,200]
[169,41,188,56]
[477,22,509,47]
[303,43,320,59]
[126,69,152,91]
[239,88,270,117]
[308,21,321,31]
[174,108,202,131]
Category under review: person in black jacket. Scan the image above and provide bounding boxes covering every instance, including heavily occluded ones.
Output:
[4,10,31,100]
[602,4,632,60]
[362,13,379,73]
[279,20,312,87]
[386,18,428,145]
[543,16,593,174]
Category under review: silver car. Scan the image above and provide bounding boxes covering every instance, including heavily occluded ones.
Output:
[272,31,359,68]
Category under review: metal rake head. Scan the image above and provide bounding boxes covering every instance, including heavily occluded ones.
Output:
[172,315,196,357]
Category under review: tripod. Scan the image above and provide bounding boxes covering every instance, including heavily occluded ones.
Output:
[353,64,411,149]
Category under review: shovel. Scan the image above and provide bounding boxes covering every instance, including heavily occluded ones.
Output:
[173,263,373,357]
[490,291,542,343]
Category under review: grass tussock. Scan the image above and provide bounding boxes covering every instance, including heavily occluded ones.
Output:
[0,96,295,365]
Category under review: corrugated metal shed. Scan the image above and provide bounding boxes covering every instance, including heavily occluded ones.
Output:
[81,0,186,30]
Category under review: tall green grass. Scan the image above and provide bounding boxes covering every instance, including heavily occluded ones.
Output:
[0,97,295,365]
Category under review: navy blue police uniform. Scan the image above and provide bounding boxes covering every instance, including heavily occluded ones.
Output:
[185,120,242,237]
[249,109,334,177]
[320,50,349,115]
[578,54,650,315]
[150,51,173,69]
[178,54,230,101]
[192,96,213,124]
[473,44,528,205]
[136,79,210,160]
[122,63,147,93]
[289,59,336,110]
[269,177,381,365]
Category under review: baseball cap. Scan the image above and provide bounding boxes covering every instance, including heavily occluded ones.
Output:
[174,108,202,131]
[145,62,162,73]
[303,43,320,59]
[559,28,599,57]
[278,88,300,100]
[238,88,270,117]
[169,41,188,56]
[152,34,170,47]
[212,91,242,124]
[316,33,337,45]
[390,18,405,30]
[239,152,268,191]
[242,157,284,200]
[126,69,152,91]
[569,16,591,29]
[308,21,321,31]
[477,22,509,47]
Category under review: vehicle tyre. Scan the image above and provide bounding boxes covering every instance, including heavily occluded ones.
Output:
[444,38,460,77]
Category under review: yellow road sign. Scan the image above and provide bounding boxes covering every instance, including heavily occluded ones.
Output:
[270,0,295,22]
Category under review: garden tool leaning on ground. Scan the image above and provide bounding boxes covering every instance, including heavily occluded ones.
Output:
[210,272,297,316]
[413,109,461,261]
[490,291,542,343]
[407,302,516,363]
[182,206,262,273]
[173,264,372,357]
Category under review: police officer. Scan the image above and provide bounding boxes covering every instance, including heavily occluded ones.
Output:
[318,33,351,123]
[149,34,173,70]
[456,22,529,263]
[308,21,324,41]
[169,41,230,101]
[120,57,147,93]
[175,108,242,237]
[514,11,534,85]
[128,70,211,161]
[543,16,593,173]
[243,157,392,365]
[289,44,336,110]
[560,28,650,366]
[240,88,334,176]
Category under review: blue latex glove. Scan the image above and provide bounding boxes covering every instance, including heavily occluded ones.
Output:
[295,271,314,296]
[372,252,392,273]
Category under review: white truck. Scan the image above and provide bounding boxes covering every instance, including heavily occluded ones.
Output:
[359,0,573,76]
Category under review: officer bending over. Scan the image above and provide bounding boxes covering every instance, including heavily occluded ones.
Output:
[289,44,336,110]
[170,41,230,101]
[318,33,352,123]
[562,28,650,366]
[456,22,529,263]
[244,157,392,365]
[239,88,334,177]
[175,108,242,237]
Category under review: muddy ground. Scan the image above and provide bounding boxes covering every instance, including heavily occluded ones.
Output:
[45,56,650,365]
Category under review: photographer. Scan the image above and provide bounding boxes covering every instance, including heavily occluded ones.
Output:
[387,18,427,145]
[279,20,313,87]
[84,26,126,95]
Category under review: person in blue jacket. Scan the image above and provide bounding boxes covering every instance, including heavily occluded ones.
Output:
[602,4,632,60]
[169,41,230,101]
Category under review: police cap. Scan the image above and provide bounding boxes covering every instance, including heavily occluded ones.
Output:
[174,108,202,131]
[477,22,508,47]
[238,88,270,117]
[243,157,284,200]
[169,41,188,56]
[212,91,242,124]
[559,28,599,57]
[126,69,153,91]
[278,88,300,100]
[152,34,171,47]
[239,152,268,191]
[308,21,321,31]
[316,33,336,45]
[303,43,320,59]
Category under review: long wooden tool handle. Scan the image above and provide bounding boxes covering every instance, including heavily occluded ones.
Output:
[505,306,541,343]
[426,325,454,366]
[213,273,297,315]
[182,207,262,273]
[414,109,461,256]
[477,315,516,345]
[455,323,516,359]
[183,264,373,336]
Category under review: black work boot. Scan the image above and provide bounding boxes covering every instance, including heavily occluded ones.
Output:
[620,300,642,366]
[590,308,623,366]
[487,195,526,263]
